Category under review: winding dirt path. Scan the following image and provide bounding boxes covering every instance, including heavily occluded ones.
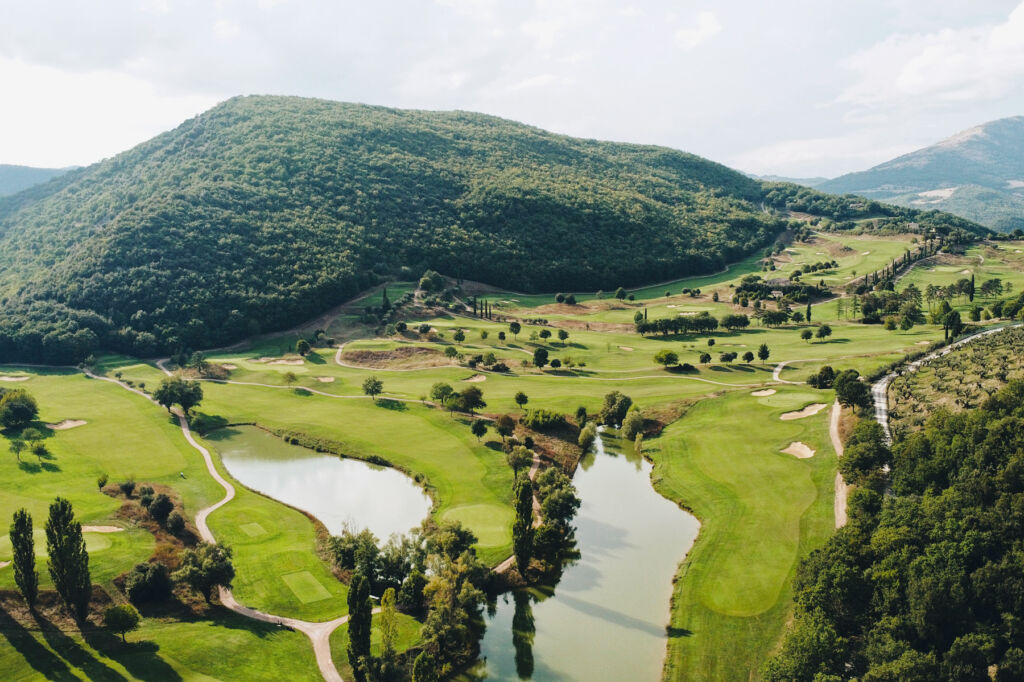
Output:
[492,450,543,574]
[829,401,848,529]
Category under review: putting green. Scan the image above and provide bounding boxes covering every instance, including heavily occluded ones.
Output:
[281,570,332,604]
[441,504,513,548]
[240,522,266,537]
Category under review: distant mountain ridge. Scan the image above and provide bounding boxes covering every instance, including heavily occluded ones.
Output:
[819,116,1024,232]
[0,164,71,196]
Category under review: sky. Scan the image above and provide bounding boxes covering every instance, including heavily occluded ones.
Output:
[1,0,1024,177]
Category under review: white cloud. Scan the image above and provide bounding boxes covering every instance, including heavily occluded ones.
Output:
[508,73,555,91]
[732,134,918,177]
[838,2,1024,110]
[674,11,721,50]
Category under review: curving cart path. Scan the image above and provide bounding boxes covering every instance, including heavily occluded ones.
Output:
[829,400,848,528]
[90,362,357,682]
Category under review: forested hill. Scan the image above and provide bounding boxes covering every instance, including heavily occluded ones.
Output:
[0,95,792,361]
[0,96,979,362]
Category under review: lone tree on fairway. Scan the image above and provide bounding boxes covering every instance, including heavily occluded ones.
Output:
[509,322,521,340]
[296,339,311,356]
[46,498,91,620]
[10,438,25,462]
[743,351,755,364]
[444,345,458,359]
[0,389,38,428]
[282,371,297,387]
[430,382,454,403]
[533,348,549,369]
[453,328,466,343]
[615,287,626,300]
[153,376,203,416]
[471,419,488,441]
[362,376,384,403]
[104,604,141,643]
[460,386,486,415]
[496,414,516,442]
[699,352,712,365]
[514,391,529,410]
[654,349,679,368]
[801,329,813,342]
[815,325,833,342]
[757,344,771,365]
[11,509,38,608]
[347,571,373,681]
[173,543,235,603]
[539,329,551,342]
[512,474,534,574]
[558,329,569,344]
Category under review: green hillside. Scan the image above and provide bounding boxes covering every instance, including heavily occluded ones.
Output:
[0,95,792,362]
[0,96,983,363]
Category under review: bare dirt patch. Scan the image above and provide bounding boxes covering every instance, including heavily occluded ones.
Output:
[782,442,815,458]
[46,419,87,430]
[0,376,29,382]
[342,345,451,369]
[550,318,634,333]
[317,376,335,383]
[780,403,828,420]
[751,389,776,397]
[463,374,487,382]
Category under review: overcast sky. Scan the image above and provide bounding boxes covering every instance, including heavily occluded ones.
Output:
[2,0,1024,177]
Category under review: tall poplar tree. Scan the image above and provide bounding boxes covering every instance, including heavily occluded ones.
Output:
[46,497,91,620]
[347,571,372,682]
[513,473,534,574]
[10,509,38,608]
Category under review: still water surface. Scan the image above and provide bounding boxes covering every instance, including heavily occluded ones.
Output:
[209,425,431,540]
[470,431,700,680]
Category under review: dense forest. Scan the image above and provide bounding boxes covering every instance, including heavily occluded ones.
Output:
[765,378,1024,681]
[0,96,982,362]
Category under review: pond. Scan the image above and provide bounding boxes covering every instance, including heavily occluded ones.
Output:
[207,425,432,540]
[468,430,700,680]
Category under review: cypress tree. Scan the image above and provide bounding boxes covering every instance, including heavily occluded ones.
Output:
[347,571,372,681]
[806,302,812,323]
[969,274,975,302]
[46,498,91,620]
[512,473,534,574]
[10,509,38,608]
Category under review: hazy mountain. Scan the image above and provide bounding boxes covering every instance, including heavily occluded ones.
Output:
[0,164,71,196]
[750,174,830,188]
[819,117,1024,232]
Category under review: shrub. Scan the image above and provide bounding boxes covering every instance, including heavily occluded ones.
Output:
[522,409,566,430]
[97,473,109,490]
[140,493,154,509]
[148,494,173,523]
[622,410,645,440]
[166,511,185,535]
[118,480,136,497]
[578,422,597,452]
[125,561,172,603]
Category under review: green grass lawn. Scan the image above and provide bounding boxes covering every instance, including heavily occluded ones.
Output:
[648,387,836,680]
[329,610,422,679]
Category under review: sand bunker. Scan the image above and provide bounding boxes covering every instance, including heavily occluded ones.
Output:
[270,358,305,365]
[619,346,634,351]
[916,341,930,345]
[0,376,29,382]
[782,442,815,459]
[0,561,9,569]
[666,304,677,308]
[317,376,335,383]
[81,526,124,533]
[463,374,487,382]
[751,389,777,397]
[861,251,871,255]
[960,269,971,274]
[781,403,828,420]
[46,420,87,430]
[221,363,238,370]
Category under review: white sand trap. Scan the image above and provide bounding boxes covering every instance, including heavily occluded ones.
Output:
[270,358,305,365]
[1016,250,1022,253]
[81,525,124,533]
[619,346,634,351]
[751,389,777,397]
[46,419,87,430]
[816,252,826,255]
[221,363,238,370]
[317,376,335,383]
[463,374,487,382]
[0,376,29,382]
[916,341,930,345]
[782,442,815,458]
[781,403,828,420]
[666,304,677,308]
[861,251,871,255]
[960,269,971,274]
[0,561,9,569]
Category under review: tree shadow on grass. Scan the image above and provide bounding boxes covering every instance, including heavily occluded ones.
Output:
[0,605,79,681]
[376,398,407,411]
[306,353,326,365]
[666,626,693,638]
[81,627,182,682]
[35,613,128,682]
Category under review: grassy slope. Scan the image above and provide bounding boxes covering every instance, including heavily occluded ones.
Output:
[649,388,835,680]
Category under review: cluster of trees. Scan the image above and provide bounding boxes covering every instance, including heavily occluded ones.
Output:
[734,274,829,306]
[0,95,792,363]
[429,382,486,415]
[329,520,492,681]
[153,375,204,416]
[635,311,720,336]
[766,380,1024,681]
